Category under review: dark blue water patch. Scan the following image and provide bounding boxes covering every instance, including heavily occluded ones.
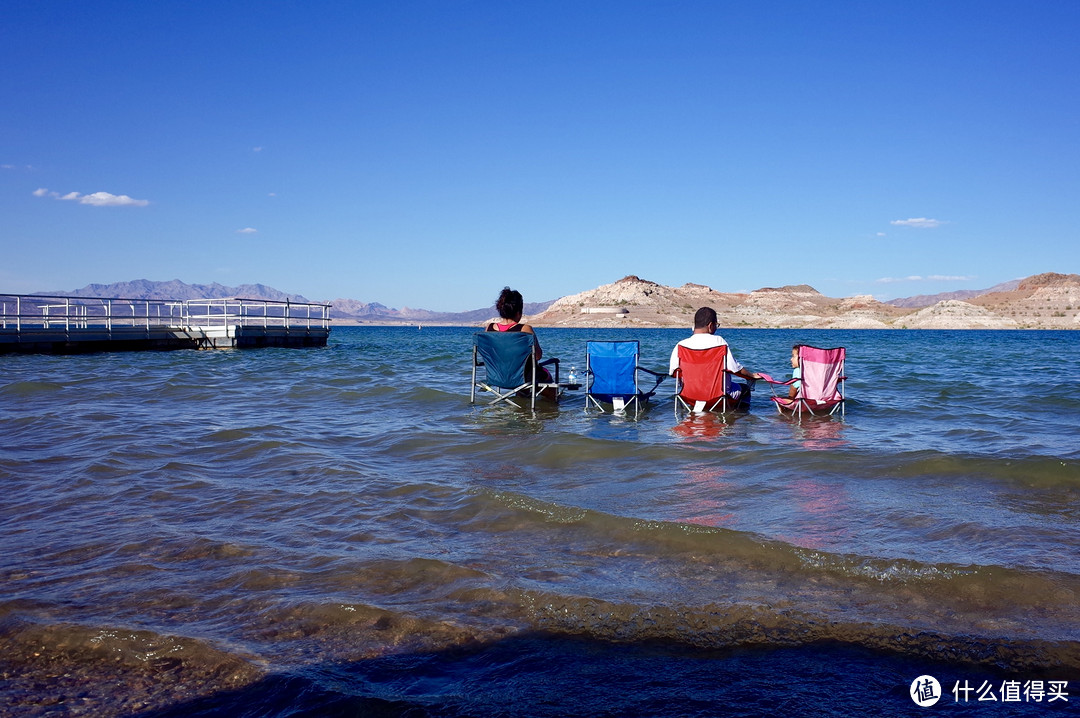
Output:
[139,634,1076,717]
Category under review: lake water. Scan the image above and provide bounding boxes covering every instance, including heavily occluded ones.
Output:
[1,326,1077,716]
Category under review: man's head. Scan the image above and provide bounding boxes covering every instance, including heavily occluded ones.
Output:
[693,307,717,333]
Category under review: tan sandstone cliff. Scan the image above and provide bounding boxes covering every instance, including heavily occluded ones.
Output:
[525,273,1080,329]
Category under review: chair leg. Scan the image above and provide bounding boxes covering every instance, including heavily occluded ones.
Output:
[470,350,477,404]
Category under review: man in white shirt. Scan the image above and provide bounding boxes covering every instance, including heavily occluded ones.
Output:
[669,307,762,400]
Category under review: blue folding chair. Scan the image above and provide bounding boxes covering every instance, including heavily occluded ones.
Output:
[471,332,560,409]
[584,340,666,416]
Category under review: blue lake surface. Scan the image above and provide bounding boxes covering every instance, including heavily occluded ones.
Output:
[1,326,1078,716]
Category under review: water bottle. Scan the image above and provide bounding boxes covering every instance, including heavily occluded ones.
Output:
[568,366,576,384]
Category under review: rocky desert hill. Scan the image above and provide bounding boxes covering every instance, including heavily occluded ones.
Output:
[527,273,1080,330]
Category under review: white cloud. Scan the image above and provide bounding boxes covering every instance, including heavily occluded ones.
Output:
[890,218,944,229]
[236,227,258,234]
[253,146,264,152]
[876,274,974,284]
[76,191,150,207]
[34,188,149,207]
[876,275,924,283]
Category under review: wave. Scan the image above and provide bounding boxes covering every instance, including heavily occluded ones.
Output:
[458,490,1080,641]
[512,590,1080,672]
[854,450,1080,488]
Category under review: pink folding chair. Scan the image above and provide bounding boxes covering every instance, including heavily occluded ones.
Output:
[764,346,846,418]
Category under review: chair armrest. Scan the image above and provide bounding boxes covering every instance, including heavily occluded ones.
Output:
[638,367,667,394]
[539,357,559,384]
[757,373,797,386]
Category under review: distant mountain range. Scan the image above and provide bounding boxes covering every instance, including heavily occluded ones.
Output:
[45,279,311,304]
[36,274,1079,328]
[881,279,1022,308]
[325,297,554,323]
[39,279,553,323]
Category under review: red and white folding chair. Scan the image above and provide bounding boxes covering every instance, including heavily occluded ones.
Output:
[673,344,752,414]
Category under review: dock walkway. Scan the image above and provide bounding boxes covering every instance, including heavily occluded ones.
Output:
[0,294,331,354]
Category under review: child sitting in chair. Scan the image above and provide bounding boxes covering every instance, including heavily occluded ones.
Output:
[788,344,803,399]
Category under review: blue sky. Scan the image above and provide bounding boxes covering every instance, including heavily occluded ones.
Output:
[2,1,1078,311]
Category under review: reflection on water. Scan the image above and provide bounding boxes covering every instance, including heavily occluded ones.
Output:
[670,412,739,440]
[778,478,853,551]
[786,415,850,451]
[676,464,735,528]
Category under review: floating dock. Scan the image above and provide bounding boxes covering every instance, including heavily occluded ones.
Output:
[0,294,331,354]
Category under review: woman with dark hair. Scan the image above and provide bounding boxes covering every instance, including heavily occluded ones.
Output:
[486,287,552,384]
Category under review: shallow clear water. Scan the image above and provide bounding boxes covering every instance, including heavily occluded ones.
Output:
[1,327,1077,716]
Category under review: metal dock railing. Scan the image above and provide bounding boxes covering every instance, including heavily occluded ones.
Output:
[0,294,332,353]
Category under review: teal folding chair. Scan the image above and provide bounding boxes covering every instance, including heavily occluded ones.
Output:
[584,340,666,416]
[471,332,560,409]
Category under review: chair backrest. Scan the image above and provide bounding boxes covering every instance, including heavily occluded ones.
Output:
[586,341,639,396]
[474,332,535,389]
[798,346,845,401]
[676,344,729,402]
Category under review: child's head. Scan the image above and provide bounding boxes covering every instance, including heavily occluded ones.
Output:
[790,344,802,368]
